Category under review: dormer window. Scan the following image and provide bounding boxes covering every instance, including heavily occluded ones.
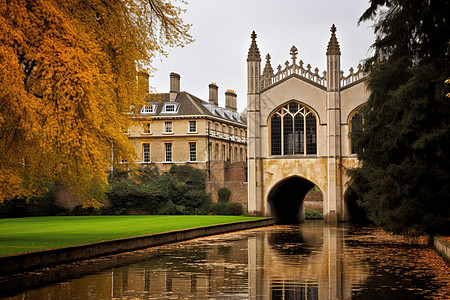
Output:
[141,105,156,114]
[162,103,179,113]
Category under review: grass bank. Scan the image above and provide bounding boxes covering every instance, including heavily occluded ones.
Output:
[0,215,262,256]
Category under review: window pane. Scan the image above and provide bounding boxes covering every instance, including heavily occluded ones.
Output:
[165,104,175,112]
[165,122,172,133]
[289,102,298,114]
[189,143,196,161]
[189,121,196,132]
[294,114,304,154]
[283,114,293,155]
[143,143,150,162]
[306,114,317,154]
[165,143,172,162]
[271,115,281,155]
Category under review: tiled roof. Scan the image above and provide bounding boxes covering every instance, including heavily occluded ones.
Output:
[141,92,246,125]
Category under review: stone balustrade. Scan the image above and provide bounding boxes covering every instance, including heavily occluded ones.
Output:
[261,57,367,90]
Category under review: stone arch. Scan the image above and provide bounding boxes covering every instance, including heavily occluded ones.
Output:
[345,104,365,125]
[343,185,367,223]
[267,99,322,125]
[267,175,324,224]
[267,100,319,156]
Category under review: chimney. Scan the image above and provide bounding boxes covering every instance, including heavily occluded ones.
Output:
[169,72,180,101]
[208,83,218,105]
[137,69,149,99]
[225,90,237,111]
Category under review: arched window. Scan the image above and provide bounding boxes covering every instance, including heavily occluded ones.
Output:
[270,101,317,156]
[350,112,363,154]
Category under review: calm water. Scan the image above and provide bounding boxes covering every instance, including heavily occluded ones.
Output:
[1,222,449,299]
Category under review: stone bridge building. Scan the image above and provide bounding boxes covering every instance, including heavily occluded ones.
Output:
[247,25,369,222]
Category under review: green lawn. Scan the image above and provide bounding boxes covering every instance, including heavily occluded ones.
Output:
[0,215,263,256]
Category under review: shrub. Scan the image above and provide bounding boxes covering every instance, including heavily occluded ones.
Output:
[106,180,162,214]
[178,191,211,215]
[105,164,211,215]
[169,165,206,191]
[211,202,227,215]
[305,209,323,220]
[225,202,243,216]
[0,188,56,218]
[158,201,185,215]
[70,205,101,216]
[0,198,28,218]
[27,194,56,217]
[218,187,231,203]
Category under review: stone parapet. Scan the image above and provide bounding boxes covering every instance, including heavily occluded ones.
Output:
[434,236,450,264]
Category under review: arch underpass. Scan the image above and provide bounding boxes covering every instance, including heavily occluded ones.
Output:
[268,177,318,224]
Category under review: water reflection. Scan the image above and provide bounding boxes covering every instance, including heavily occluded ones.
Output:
[1,222,448,299]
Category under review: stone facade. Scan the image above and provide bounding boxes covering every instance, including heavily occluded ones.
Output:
[246,26,370,222]
[126,73,246,173]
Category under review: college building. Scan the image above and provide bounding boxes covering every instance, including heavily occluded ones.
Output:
[126,72,248,206]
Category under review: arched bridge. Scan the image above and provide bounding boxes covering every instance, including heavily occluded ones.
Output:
[246,25,369,222]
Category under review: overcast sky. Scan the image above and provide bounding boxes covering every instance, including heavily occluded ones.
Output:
[150,0,376,112]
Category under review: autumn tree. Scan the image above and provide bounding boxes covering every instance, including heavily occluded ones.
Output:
[0,0,192,205]
[349,0,450,236]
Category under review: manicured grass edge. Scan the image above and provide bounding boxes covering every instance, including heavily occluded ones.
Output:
[0,218,274,275]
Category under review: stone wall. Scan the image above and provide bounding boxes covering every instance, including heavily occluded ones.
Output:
[434,236,450,264]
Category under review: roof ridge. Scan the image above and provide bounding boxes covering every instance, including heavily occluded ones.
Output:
[185,93,208,115]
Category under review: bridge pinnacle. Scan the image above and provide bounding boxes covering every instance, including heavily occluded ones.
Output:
[327,24,341,55]
[247,31,261,62]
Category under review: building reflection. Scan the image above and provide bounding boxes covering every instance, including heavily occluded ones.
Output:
[248,224,369,300]
[4,224,370,300]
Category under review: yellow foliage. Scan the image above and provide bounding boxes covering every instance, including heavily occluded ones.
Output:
[0,0,192,204]
[446,79,450,98]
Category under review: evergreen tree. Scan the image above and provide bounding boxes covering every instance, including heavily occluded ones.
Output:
[350,0,450,236]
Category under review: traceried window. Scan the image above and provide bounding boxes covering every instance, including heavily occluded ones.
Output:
[350,112,363,154]
[270,101,317,156]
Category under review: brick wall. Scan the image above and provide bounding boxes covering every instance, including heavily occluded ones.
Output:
[206,161,248,211]
[54,183,83,210]
[303,189,323,213]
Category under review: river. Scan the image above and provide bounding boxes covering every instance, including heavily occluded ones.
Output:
[1,222,449,299]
